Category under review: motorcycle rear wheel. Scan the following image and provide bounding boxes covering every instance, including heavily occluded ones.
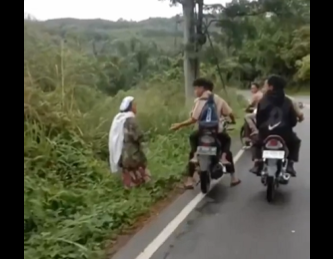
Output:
[266,176,276,203]
[200,171,211,194]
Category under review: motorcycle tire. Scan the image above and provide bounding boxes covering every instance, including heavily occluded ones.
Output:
[240,125,251,149]
[266,176,276,203]
[200,171,210,194]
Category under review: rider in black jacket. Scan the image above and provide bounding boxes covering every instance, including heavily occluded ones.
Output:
[250,75,301,176]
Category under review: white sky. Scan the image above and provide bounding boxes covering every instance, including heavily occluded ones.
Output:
[24,0,229,21]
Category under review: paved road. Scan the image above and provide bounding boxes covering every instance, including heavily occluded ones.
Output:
[112,95,310,259]
[150,96,310,259]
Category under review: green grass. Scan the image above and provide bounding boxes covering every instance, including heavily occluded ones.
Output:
[24,17,247,259]
[24,74,246,259]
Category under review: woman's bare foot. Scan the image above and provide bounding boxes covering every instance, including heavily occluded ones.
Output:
[184,177,195,189]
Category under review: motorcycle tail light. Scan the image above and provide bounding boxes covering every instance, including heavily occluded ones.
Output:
[265,139,283,149]
[200,136,215,145]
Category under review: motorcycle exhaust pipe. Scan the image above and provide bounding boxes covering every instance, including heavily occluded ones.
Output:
[282,173,291,181]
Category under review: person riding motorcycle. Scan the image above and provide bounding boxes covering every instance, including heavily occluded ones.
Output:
[244,82,263,136]
[170,78,241,189]
[245,82,304,137]
[262,84,305,122]
[250,75,301,177]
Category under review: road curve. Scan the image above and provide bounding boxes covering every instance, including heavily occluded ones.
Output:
[111,96,310,259]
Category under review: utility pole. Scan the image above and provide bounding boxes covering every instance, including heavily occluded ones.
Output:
[182,0,196,103]
[182,0,205,103]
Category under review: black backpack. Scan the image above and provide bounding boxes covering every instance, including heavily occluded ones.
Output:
[198,94,219,130]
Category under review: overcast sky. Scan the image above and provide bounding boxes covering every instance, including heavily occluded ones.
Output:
[24,0,229,21]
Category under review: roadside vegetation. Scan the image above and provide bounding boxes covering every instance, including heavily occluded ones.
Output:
[24,0,310,258]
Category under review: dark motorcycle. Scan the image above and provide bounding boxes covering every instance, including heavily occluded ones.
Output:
[260,135,291,202]
[196,121,233,193]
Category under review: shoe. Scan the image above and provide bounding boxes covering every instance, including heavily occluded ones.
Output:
[249,166,261,176]
[250,161,262,176]
[184,177,195,189]
[190,153,198,164]
[286,162,297,177]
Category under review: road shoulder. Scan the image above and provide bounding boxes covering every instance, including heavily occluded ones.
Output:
[109,139,244,259]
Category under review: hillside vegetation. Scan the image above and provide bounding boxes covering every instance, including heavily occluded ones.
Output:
[24,0,309,258]
[37,0,310,88]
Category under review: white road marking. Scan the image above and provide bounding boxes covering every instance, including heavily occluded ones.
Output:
[135,97,310,259]
[135,149,245,259]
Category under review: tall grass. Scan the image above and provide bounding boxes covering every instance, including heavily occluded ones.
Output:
[24,23,246,259]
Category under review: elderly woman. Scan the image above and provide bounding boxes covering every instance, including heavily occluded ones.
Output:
[109,96,151,189]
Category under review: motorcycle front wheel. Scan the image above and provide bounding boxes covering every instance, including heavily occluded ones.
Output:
[240,124,252,149]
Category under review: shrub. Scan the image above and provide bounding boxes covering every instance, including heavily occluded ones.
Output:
[24,23,246,259]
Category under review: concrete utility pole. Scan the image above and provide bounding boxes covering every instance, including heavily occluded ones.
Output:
[181,0,205,103]
[182,0,196,103]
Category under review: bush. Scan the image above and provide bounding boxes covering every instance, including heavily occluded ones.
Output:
[24,23,246,259]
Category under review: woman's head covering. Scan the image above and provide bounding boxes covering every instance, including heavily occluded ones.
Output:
[119,96,134,112]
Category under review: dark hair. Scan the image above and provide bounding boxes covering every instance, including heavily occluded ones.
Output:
[193,78,214,91]
[251,82,260,89]
[266,75,286,90]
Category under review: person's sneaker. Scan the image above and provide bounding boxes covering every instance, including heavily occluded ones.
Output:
[249,166,261,176]
[286,162,297,177]
[250,162,262,176]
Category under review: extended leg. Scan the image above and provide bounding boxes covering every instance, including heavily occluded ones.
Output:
[286,132,301,177]
[217,132,231,164]
[249,135,263,176]
[245,113,258,136]
[218,132,241,186]
[185,130,199,189]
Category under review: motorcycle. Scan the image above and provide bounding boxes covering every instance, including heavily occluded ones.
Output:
[240,107,257,149]
[260,135,291,203]
[196,120,233,194]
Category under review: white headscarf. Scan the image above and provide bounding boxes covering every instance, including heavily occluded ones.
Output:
[109,96,135,173]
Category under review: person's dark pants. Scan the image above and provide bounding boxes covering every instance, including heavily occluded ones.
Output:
[252,131,301,162]
[188,130,235,177]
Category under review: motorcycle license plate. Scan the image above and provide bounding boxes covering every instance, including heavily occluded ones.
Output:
[262,150,285,159]
[197,146,217,155]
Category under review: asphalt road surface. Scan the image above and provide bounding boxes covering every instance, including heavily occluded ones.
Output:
[112,95,310,259]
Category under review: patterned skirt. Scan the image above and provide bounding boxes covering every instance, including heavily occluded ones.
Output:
[122,166,151,189]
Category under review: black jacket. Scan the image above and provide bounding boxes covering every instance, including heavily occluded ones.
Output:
[256,90,297,134]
